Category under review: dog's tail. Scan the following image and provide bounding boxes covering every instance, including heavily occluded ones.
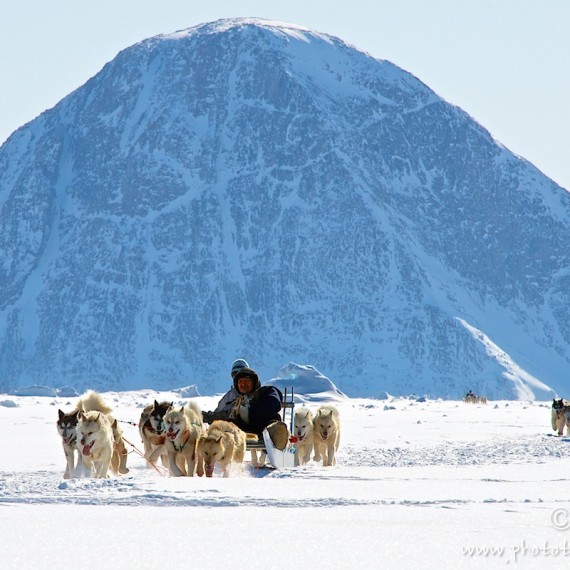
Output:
[295,407,314,422]
[185,400,203,425]
[77,390,113,414]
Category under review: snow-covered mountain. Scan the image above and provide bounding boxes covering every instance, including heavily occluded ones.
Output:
[1,18,569,399]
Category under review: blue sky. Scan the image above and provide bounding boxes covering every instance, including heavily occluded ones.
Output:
[1,0,568,189]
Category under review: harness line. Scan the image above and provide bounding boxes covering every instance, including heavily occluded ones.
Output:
[121,434,167,476]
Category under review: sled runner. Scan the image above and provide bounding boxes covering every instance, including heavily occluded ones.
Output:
[247,387,298,469]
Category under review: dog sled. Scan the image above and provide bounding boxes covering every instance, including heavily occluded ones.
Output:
[464,390,487,404]
[246,387,298,469]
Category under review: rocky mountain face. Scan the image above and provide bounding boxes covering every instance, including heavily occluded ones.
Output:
[1,18,569,399]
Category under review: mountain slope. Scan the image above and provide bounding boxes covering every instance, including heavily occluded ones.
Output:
[1,18,569,399]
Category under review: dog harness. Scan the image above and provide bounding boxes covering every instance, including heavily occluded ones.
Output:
[170,430,190,452]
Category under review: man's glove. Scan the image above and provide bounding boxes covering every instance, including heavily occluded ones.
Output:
[202,411,226,424]
[202,411,214,424]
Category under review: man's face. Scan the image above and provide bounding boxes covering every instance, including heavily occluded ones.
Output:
[237,376,255,394]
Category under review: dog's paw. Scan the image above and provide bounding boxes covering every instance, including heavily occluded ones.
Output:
[170,465,184,477]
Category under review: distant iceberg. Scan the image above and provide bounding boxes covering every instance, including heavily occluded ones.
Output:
[267,363,347,402]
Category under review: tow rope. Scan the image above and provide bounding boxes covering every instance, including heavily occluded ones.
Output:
[117,418,140,428]
[121,434,167,476]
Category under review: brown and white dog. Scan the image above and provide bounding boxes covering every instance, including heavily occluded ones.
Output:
[57,390,129,478]
[197,420,258,477]
[148,401,204,476]
[313,405,341,467]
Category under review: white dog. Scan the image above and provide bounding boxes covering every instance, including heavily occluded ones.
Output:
[76,410,115,478]
[148,401,204,477]
[293,407,314,465]
[313,405,340,467]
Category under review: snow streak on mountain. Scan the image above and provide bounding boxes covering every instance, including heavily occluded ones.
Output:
[1,18,569,399]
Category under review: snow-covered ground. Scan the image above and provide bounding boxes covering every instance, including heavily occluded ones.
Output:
[1,386,570,569]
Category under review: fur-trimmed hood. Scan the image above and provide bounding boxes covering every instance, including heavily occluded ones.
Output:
[233,367,261,393]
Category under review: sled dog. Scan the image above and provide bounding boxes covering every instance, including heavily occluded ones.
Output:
[313,405,341,467]
[293,407,314,465]
[148,401,204,477]
[57,390,128,478]
[551,398,569,436]
[139,400,172,468]
[197,420,258,477]
[76,410,115,478]
[56,408,82,479]
[79,391,129,476]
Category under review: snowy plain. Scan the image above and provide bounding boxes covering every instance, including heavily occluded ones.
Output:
[1,384,570,569]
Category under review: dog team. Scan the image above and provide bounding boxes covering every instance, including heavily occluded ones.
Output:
[57,391,570,478]
[57,389,341,479]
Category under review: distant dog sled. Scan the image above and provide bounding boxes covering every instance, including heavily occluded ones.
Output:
[464,390,487,404]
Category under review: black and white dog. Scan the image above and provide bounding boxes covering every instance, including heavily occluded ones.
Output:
[551,398,570,436]
[139,400,172,468]
[56,408,81,479]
